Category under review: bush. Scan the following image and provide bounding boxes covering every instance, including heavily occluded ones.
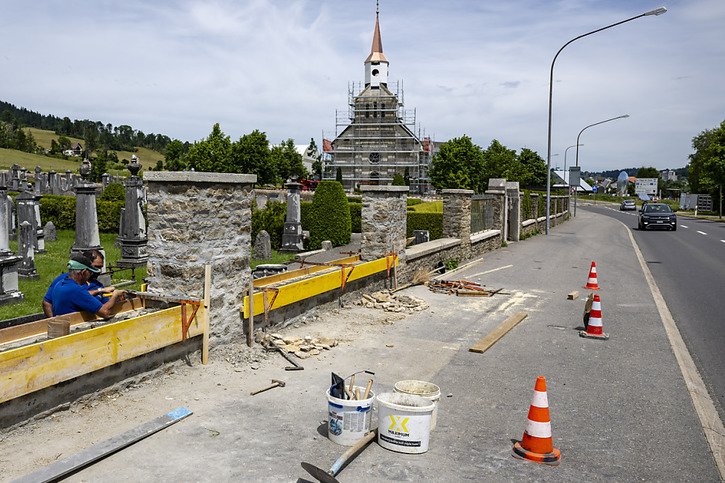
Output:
[308,181,351,249]
[300,200,313,230]
[38,195,123,232]
[522,190,532,220]
[347,196,362,204]
[252,201,286,250]
[100,182,125,202]
[349,202,361,233]
[407,198,422,206]
[407,212,443,240]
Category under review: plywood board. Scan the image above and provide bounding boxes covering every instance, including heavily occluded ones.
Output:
[469,311,528,354]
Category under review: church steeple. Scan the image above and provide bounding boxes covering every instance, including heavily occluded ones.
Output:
[364,2,389,88]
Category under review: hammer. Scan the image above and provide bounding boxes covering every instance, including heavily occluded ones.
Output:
[250,379,285,396]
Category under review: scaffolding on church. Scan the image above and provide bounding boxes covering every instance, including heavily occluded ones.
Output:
[323,80,433,194]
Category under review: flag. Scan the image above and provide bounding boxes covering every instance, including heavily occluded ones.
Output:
[323,138,333,153]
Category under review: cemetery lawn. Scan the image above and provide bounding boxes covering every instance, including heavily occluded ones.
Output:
[250,251,296,269]
[0,230,146,320]
[408,200,443,213]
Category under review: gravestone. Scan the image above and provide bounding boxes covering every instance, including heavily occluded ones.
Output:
[0,183,23,304]
[117,156,148,267]
[71,159,105,269]
[280,182,304,252]
[253,230,272,260]
[413,230,430,244]
[44,221,57,242]
[49,170,61,195]
[321,240,333,251]
[16,190,44,253]
[18,221,39,279]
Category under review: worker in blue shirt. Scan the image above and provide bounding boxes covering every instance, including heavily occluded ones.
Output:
[50,253,126,318]
[42,249,115,317]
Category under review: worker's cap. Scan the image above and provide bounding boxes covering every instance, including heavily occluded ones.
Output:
[68,253,101,273]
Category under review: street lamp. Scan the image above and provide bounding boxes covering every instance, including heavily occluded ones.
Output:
[563,144,583,188]
[572,114,630,215]
[545,6,667,234]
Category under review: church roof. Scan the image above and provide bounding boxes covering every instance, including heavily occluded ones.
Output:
[365,14,388,63]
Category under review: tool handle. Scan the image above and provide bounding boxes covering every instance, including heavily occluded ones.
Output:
[329,429,377,476]
[362,379,373,399]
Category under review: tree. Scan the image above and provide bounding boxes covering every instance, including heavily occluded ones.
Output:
[392,173,406,186]
[270,139,307,183]
[308,181,351,249]
[517,148,547,187]
[481,139,521,190]
[689,120,725,217]
[336,167,343,183]
[230,129,273,183]
[185,123,231,173]
[403,167,410,186]
[429,135,484,191]
[164,139,186,170]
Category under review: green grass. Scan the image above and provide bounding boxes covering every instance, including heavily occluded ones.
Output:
[408,200,443,213]
[0,230,146,320]
[250,250,296,269]
[0,148,80,172]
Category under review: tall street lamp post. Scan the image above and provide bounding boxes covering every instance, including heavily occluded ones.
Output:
[545,6,667,235]
[573,114,630,216]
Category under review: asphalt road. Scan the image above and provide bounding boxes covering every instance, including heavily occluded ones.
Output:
[581,202,725,422]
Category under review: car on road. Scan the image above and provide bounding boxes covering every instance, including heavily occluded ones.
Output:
[638,203,677,231]
[620,199,636,211]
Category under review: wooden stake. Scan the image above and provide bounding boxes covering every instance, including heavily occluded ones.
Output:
[247,278,254,348]
[348,375,355,395]
[363,379,373,399]
[202,265,211,365]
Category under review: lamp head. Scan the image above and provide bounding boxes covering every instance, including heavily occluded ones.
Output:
[644,6,667,16]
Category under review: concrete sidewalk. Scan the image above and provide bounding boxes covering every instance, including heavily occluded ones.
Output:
[2,211,720,481]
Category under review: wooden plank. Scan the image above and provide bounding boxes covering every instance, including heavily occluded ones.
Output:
[202,265,211,365]
[242,255,397,318]
[469,311,528,354]
[0,304,206,404]
[253,255,360,287]
[0,298,145,345]
[14,407,192,483]
[567,290,580,300]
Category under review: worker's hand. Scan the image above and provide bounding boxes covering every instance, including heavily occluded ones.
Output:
[101,286,115,294]
[111,289,127,302]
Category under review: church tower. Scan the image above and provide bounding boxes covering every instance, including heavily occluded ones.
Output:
[364,8,389,88]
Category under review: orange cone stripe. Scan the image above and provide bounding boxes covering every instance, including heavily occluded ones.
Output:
[527,405,551,422]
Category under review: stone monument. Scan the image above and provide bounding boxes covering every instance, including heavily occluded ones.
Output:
[18,221,39,279]
[280,181,304,252]
[44,221,57,242]
[16,189,44,253]
[33,166,45,253]
[253,230,272,260]
[117,155,148,267]
[0,182,23,304]
[71,159,105,269]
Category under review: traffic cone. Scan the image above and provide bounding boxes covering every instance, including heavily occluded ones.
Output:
[579,294,609,340]
[584,261,599,290]
[512,376,561,465]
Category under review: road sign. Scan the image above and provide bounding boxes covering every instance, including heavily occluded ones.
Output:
[569,166,581,188]
[592,186,597,193]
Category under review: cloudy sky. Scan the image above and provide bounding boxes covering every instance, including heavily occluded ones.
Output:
[1,0,723,172]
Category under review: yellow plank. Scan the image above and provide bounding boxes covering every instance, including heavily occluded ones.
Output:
[253,255,360,287]
[242,255,397,318]
[0,305,206,404]
[469,311,528,354]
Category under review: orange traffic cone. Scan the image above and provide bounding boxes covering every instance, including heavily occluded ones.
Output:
[512,376,561,465]
[584,261,599,290]
[580,294,609,340]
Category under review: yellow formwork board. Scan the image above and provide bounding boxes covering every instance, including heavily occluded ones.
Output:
[253,255,360,287]
[0,304,206,404]
[243,255,397,318]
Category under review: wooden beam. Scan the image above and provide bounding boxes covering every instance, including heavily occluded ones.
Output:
[253,255,360,287]
[202,265,211,365]
[469,311,528,354]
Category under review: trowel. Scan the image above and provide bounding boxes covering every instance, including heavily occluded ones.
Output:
[301,429,377,483]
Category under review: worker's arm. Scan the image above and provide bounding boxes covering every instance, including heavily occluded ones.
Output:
[96,290,126,318]
[42,300,53,318]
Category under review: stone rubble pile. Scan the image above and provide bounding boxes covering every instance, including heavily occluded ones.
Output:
[256,332,339,360]
[357,290,429,313]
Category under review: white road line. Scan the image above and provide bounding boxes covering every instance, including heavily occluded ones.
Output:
[620,220,725,479]
[721,240,725,244]
[681,225,689,229]
[466,264,514,278]
[697,231,708,235]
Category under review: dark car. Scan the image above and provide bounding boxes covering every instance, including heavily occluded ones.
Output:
[638,203,677,231]
[620,199,636,211]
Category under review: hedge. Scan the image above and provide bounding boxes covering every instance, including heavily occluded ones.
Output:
[349,202,361,233]
[99,182,125,202]
[522,190,532,220]
[406,212,443,240]
[407,198,422,206]
[308,181,351,249]
[39,195,124,233]
[251,201,286,250]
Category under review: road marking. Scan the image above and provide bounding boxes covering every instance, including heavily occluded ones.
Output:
[680,225,688,228]
[467,264,514,278]
[621,220,725,479]
[697,231,708,235]
[721,240,725,244]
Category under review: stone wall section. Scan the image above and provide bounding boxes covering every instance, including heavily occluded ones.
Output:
[360,186,408,262]
[144,172,256,341]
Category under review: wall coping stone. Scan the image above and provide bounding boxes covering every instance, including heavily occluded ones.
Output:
[522,219,537,228]
[144,171,257,184]
[537,216,547,222]
[470,229,500,244]
[360,185,409,193]
[406,238,461,261]
[441,189,474,195]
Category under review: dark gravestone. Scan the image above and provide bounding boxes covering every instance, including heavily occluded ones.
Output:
[18,221,39,279]
[44,221,57,242]
[71,159,105,269]
[253,230,272,260]
[117,156,148,267]
[413,230,430,244]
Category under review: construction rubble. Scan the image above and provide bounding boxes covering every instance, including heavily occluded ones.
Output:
[356,290,429,312]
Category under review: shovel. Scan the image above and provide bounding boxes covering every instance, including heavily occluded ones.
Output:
[301,429,377,483]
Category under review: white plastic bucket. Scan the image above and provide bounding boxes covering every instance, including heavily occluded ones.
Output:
[393,380,441,431]
[376,392,435,454]
[327,386,375,446]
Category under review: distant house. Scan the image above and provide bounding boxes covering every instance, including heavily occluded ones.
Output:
[63,142,83,157]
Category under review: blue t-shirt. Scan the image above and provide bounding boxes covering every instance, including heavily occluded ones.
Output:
[44,274,107,304]
[51,276,104,316]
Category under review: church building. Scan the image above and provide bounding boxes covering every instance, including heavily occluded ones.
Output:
[323,8,432,193]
